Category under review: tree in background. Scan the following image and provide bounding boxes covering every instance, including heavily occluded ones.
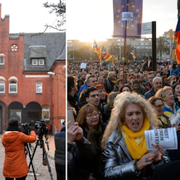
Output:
[43,0,66,31]
[157,36,170,61]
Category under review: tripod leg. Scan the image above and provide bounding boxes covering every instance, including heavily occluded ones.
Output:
[41,139,54,180]
[28,142,39,180]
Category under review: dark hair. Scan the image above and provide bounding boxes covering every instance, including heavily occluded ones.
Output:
[172,82,180,94]
[148,96,164,106]
[116,79,123,85]
[119,85,132,92]
[7,118,20,131]
[133,80,140,85]
[86,75,96,84]
[67,76,75,93]
[8,118,18,127]
[85,87,98,98]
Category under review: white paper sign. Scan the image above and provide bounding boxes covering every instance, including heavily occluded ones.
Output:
[145,128,178,150]
[80,63,87,69]
[142,22,152,34]
[122,12,133,21]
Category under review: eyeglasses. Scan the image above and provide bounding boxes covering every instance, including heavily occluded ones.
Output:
[154,104,164,108]
[86,113,99,118]
[90,94,100,98]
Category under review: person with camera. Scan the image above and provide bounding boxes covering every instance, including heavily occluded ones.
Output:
[2,118,37,180]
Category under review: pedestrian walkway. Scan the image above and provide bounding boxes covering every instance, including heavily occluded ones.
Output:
[0,134,57,180]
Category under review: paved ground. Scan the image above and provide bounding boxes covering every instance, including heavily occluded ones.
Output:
[0,134,57,180]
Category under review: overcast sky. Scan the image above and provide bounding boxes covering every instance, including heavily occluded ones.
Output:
[67,0,178,41]
[0,0,62,33]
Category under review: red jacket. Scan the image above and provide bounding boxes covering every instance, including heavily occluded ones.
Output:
[2,131,36,178]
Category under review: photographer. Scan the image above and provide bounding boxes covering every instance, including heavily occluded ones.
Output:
[2,118,37,180]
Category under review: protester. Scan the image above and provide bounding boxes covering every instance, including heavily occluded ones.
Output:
[170,62,179,76]
[101,92,167,180]
[119,85,132,92]
[78,75,97,98]
[144,77,163,100]
[76,104,106,179]
[103,92,119,123]
[54,125,65,180]
[148,96,171,128]
[68,76,79,117]
[155,86,180,126]
[2,118,36,180]
[113,78,123,92]
[132,80,146,95]
[172,82,180,107]
[104,71,116,93]
[67,122,95,180]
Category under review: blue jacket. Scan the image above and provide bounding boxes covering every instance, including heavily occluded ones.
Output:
[144,87,156,100]
[170,68,179,76]
[78,82,88,98]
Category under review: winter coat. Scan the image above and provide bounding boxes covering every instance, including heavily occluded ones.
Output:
[144,87,156,100]
[2,131,36,178]
[102,129,169,180]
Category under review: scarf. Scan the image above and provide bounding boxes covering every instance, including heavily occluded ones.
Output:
[122,118,150,160]
[85,124,102,155]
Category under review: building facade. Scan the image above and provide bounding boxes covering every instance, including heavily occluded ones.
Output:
[0,5,65,134]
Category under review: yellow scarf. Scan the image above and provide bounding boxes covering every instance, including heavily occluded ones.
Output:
[122,118,150,160]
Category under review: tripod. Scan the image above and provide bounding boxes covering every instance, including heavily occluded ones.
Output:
[28,133,54,180]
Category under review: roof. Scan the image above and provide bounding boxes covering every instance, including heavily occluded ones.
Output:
[23,32,66,72]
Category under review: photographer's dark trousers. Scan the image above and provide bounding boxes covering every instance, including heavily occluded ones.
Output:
[55,164,65,180]
[5,175,26,180]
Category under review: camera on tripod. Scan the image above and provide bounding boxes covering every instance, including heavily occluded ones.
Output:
[35,119,48,138]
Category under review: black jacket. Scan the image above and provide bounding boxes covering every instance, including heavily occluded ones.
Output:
[68,137,94,180]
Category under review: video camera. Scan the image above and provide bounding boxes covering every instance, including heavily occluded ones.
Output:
[35,119,48,138]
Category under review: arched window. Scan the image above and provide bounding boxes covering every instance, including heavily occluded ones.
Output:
[9,81,17,93]
[0,81,5,93]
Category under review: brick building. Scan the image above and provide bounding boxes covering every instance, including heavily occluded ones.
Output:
[0,5,66,133]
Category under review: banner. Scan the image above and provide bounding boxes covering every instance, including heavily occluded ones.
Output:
[113,0,143,38]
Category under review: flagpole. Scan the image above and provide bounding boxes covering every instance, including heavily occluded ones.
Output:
[123,0,129,86]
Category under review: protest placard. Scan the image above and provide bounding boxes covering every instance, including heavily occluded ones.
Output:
[145,128,178,150]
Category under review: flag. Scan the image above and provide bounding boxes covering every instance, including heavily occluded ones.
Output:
[93,40,102,61]
[102,47,112,61]
[113,0,143,38]
[130,50,136,58]
[174,15,180,64]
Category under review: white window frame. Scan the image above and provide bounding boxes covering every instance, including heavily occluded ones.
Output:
[32,59,38,65]
[0,81,5,93]
[9,81,17,93]
[36,82,42,93]
[39,59,44,65]
[42,106,50,121]
[0,57,4,65]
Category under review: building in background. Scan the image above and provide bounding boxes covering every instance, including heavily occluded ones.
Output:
[0,5,65,134]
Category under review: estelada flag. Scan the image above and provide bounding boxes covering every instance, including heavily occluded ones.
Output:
[113,0,143,39]
[102,47,112,61]
[174,15,180,64]
[130,50,136,58]
[93,40,102,61]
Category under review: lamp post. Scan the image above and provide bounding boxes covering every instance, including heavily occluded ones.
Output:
[47,71,56,134]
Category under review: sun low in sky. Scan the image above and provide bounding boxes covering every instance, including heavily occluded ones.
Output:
[67,0,177,42]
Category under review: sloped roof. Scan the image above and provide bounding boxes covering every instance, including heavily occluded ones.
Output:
[23,32,66,72]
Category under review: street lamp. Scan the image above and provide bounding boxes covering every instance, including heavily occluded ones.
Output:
[47,71,56,134]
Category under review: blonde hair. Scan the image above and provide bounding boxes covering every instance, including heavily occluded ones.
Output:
[101,92,158,148]
[155,86,172,99]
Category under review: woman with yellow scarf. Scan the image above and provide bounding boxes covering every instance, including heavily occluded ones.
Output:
[102,92,168,180]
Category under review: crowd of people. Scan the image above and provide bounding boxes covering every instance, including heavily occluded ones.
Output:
[67,58,180,180]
